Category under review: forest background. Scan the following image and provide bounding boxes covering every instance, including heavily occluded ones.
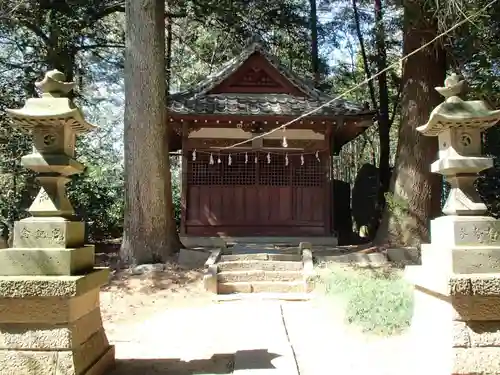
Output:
[0,0,499,262]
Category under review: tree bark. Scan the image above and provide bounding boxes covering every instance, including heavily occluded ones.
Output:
[122,0,180,264]
[373,0,446,247]
[309,0,320,86]
[352,0,377,108]
[372,0,391,236]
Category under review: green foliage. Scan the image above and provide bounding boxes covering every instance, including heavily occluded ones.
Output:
[322,264,413,336]
[69,98,125,241]
[1,0,500,246]
[384,191,409,216]
[170,156,182,228]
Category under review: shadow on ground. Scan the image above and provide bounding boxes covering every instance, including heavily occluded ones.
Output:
[109,349,280,374]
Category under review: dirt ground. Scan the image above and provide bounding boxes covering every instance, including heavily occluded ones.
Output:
[98,255,212,340]
[96,250,412,375]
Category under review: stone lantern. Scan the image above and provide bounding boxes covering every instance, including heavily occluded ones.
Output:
[0,70,115,375]
[406,74,500,375]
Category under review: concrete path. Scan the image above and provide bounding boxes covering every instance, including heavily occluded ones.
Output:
[282,301,411,375]
[108,301,299,375]
[107,300,409,375]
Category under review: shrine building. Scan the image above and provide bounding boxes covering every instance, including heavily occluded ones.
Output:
[168,41,375,243]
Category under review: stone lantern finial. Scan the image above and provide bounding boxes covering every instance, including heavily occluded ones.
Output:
[35,69,75,97]
[435,73,467,99]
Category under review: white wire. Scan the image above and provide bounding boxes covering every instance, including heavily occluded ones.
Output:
[221,0,498,150]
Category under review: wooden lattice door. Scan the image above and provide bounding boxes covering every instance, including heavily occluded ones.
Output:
[186,150,327,236]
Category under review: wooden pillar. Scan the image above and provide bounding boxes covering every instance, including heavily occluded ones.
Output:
[324,125,333,235]
[180,121,189,236]
[331,117,344,237]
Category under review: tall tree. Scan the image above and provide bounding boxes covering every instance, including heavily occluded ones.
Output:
[374,0,446,246]
[310,0,320,85]
[122,0,180,264]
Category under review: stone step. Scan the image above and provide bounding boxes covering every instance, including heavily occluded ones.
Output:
[218,260,303,272]
[214,292,312,302]
[218,281,306,294]
[218,270,304,283]
[220,253,301,262]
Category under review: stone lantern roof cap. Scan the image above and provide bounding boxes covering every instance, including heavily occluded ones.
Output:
[417,73,500,136]
[5,70,96,134]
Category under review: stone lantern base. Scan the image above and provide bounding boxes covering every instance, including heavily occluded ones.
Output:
[406,265,500,375]
[0,269,115,375]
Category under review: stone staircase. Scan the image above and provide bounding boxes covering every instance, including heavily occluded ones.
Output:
[204,244,314,297]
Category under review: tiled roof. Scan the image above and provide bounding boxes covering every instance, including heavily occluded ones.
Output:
[168,40,374,118]
[169,93,373,117]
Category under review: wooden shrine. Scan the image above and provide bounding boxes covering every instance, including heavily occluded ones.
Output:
[168,41,375,240]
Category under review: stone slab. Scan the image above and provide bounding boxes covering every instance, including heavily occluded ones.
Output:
[0,330,111,375]
[214,293,312,302]
[218,260,303,272]
[177,248,209,269]
[430,215,500,247]
[217,270,303,283]
[0,307,103,349]
[181,236,339,247]
[453,320,500,348]
[385,247,421,265]
[203,264,217,294]
[407,266,500,321]
[218,281,306,294]
[0,246,95,276]
[84,345,115,375]
[421,243,500,274]
[452,295,500,321]
[431,156,493,176]
[317,252,388,267]
[411,292,500,373]
[204,249,222,268]
[453,347,500,374]
[21,153,85,177]
[405,265,500,296]
[13,218,85,249]
[0,288,99,324]
[0,268,109,298]
[221,253,301,262]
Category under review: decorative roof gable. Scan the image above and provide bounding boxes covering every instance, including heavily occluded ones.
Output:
[168,39,374,119]
[173,41,323,99]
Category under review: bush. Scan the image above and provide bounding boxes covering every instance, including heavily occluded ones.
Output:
[322,264,413,336]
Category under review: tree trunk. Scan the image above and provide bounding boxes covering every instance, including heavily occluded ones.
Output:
[372,0,391,237]
[373,0,446,247]
[352,0,377,108]
[165,13,184,252]
[122,0,180,265]
[309,0,320,86]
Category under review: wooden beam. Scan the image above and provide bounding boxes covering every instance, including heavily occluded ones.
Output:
[180,121,189,236]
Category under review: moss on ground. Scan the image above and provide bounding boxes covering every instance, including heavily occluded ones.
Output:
[318,263,414,336]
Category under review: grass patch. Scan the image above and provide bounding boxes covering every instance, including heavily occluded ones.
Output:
[319,263,413,336]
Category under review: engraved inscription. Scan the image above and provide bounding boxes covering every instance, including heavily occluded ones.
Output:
[462,224,500,244]
[43,133,56,146]
[459,227,468,240]
[20,228,30,239]
[20,228,65,245]
[460,133,472,147]
[489,226,500,242]
[38,189,50,202]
